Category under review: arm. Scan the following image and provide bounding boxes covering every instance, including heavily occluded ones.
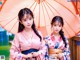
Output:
[57,38,70,60]
[10,34,22,60]
[9,34,32,60]
[32,31,47,59]
[37,40,47,55]
[62,38,70,59]
[38,31,47,56]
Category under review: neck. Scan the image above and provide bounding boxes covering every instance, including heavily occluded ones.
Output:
[52,32,60,40]
[24,28,32,32]
[52,32,60,36]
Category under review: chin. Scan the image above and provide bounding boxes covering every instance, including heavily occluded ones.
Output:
[26,26,32,29]
[28,27,32,29]
[55,31,59,34]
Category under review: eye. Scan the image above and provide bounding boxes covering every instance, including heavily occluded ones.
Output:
[23,19,27,21]
[29,18,33,20]
[53,24,57,26]
[59,25,62,27]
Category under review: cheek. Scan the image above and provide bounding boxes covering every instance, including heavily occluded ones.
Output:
[51,27,54,29]
[23,22,27,24]
[30,20,33,25]
[58,27,62,30]
[31,21,33,24]
[53,27,56,29]
[22,22,27,26]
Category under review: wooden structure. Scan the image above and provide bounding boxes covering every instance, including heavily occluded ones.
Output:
[69,36,80,60]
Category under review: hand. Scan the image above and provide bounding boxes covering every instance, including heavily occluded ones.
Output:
[23,53,33,59]
[32,52,39,57]
[27,53,33,58]
[49,54,58,58]
[49,48,63,54]
[57,53,63,58]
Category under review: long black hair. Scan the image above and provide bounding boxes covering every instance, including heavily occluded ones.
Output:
[18,8,42,41]
[51,16,67,47]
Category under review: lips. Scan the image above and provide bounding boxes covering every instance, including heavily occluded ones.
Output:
[55,30,58,31]
[27,24,31,26]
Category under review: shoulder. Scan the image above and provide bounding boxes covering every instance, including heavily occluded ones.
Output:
[11,33,21,44]
[45,36,51,40]
[64,36,68,40]
[14,32,21,37]
[64,36,69,43]
[38,30,42,34]
[37,30,43,36]
[13,32,22,41]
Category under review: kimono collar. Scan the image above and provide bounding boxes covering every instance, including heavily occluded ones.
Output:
[50,32,62,41]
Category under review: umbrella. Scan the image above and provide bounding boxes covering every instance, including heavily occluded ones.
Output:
[0,0,6,11]
[0,0,80,38]
[72,1,80,15]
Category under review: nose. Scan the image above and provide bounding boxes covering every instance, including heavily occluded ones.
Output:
[56,26,59,29]
[27,19,30,23]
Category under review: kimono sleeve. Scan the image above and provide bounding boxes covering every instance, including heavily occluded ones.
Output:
[62,37,70,60]
[9,34,23,60]
[37,40,47,60]
[37,31,47,60]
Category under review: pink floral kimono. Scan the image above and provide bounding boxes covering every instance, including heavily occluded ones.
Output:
[46,33,70,60]
[9,30,46,60]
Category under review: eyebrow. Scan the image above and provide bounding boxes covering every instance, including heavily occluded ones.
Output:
[53,23,62,25]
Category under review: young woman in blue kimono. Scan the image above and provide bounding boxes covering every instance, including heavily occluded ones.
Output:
[45,16,70,60]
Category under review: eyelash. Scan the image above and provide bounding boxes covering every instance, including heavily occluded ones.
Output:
[23,18,32,21]
[54,25,61,27]
[24,19,27,21]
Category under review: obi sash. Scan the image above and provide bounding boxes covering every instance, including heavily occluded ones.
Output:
[21,48,39,60]
[22,48,38,54]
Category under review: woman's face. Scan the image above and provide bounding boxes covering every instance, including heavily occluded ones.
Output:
[21,14,33,29]
[52,21,62,34]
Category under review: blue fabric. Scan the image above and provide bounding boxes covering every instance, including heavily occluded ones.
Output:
[45,44,49,60]
[21,48,38,54]
[54,42,59,49]
[76,41,80,46]
[21,49,39,60]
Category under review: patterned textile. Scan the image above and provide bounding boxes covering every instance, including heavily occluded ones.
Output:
[9,30,46,60]
[45,33,70,60]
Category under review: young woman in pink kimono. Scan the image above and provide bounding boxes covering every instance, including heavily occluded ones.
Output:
[9,8,47,60]
[45,16,70,60]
